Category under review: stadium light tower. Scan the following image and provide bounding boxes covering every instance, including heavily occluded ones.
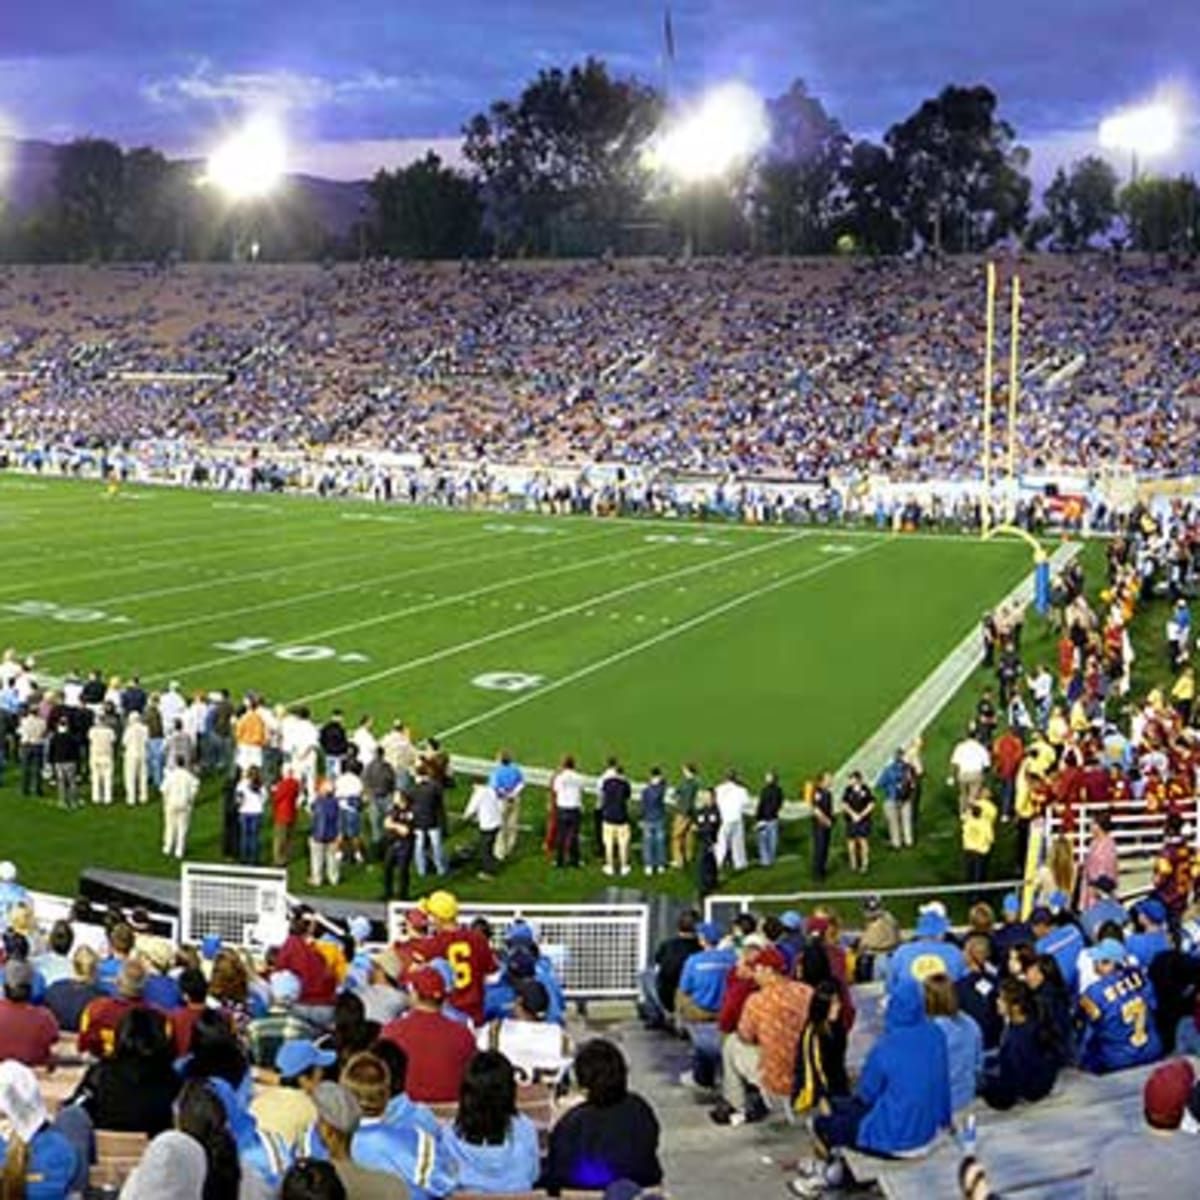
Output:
[204,114,287,202]
[1098,100,1180,181]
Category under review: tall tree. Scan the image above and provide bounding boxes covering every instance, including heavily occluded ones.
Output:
[753,80,849,254]
[1043,155,1119,249]
[120,146,177,260]
[463,57,662,254]
[368,153,483,259]
[1120,175,1199,257]
[55,138,126,259]
[839,140,904,255]
[884,85,1030,253]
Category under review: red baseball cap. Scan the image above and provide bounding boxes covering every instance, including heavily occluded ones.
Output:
[409,967,446,1003]
[753,946,788,974]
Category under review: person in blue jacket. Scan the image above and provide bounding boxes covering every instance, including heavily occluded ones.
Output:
[1030,905,1085,994]
[1078,939,1163,1074]
[0,1061,80,1200]
[887,906,965,991]
[1126,898,1171,970]
[809,977,951,1166]
[677,924,737,1019]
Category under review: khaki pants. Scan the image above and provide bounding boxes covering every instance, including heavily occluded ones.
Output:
[496,795,522,861]
[91,759,114,805]
[721,1035,762,1110]
[309,838,340,886]
[670,814,695,867]
[124,754,147,805]
[675,993,717,1024]
[163,804,191,858]
[958,774,983,815]
[273,821,294,866]
[602,821,630,872]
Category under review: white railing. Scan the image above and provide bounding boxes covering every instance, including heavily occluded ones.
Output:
[1045,796,1200,876]
[387,901,649,1000]
[180,863,289,949]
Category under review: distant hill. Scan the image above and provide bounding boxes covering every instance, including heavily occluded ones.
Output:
[1,138,370,238]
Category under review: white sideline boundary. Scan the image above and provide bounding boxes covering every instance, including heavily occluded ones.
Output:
[436,538,886,741]
[287,533,811,705]
[830,540,1082,791]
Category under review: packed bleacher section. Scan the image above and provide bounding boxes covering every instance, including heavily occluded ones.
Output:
[2,256,1200,478]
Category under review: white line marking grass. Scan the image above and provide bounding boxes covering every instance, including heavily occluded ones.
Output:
[436,538,886,740]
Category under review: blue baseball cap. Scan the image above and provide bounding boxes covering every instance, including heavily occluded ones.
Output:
[916,910,948,938]
[200,935,222,960]
[1002,892,1021,917]
[779,911,804,931]
[505,920,536,945]
[275,1039,336,1080]
[697,922,722,945]
[1048,890,1069,913]
[1136,898,1168,926]
[1089,938,1126,966]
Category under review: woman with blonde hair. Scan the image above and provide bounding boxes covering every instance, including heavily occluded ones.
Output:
[1034,836,1076,907]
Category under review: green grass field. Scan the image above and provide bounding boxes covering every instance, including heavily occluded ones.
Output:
[0,474,1045,906]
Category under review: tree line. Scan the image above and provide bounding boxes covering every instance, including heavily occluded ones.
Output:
[2,59,1197,262]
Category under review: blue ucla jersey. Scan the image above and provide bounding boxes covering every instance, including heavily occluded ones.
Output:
[1079,967,1162,1073]
[888,939,966,990]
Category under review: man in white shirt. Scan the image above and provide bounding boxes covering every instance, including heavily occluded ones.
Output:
[282,706,320,802]
[380,721,417,788]
[950,727,990,815]
[88,719,116,805]
[122,711,149,805]
[713,770,750,871]
[463,781,504,879]
[161,756,200,858]
[352,716,378,765]
[159,681,187,733]
[551,757,585,868]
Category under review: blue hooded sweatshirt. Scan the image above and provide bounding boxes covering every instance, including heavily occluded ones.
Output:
[440,1113,540,1193]
[856,978,951,1155]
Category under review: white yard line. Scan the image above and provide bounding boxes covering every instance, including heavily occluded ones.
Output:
[157,530,707,686]
[285,533,812,706]
[831,540,1083,790]
[30,524,628,658]
[435,538,887,740]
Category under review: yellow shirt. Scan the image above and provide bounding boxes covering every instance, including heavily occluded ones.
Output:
[1172,674,1195,702]
[962,797,997,855]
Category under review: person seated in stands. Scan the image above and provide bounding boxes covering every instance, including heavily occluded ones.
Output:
[44,945,102,1034]
[991,892,1032,962]
[379,966,477,1103]
[789,978,951,1197]
[0,960,58,1066]
[1030,902,1085,994]
[676,922,737,1024]
[1126,897,1172,970]
[1078,938,1163,1074]
[854,895,901,982]
[317,992,380,1076]
[95,921,136,994]
[0,1061,81,1200]
[476,979,572,1084]
[924,973,982,1119]
[484,921,566,1025]
[175,1078,277,1200]
[1024,951,1076,1065]
[543,1038,663,1195]
[120,1129,209,1200]
[710,947,812,1126]
[169,966,214,1059]
[791,980,848,1116]
[888,903,966,990]
[368,1039,442,1138]
[1090,1058,1197,1196]
[251,1039,336,1150]
[306,1081,407,1200]
[955,933,1002,1050]
[981,978,1060,1109]
[76,1007,180,1135]
[333,1050,456,1200]
[1081,874,1128,943]
[78,958,162,1058]
[441,1050,540,1194]
[639,909,701,1029]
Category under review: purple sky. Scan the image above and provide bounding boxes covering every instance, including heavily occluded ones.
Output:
[2,1,1197,183]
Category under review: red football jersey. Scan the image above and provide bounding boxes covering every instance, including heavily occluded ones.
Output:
[411,926,497,1023]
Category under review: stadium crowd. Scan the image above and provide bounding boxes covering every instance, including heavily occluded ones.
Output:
[1,255,1199,482]
[0,880,667,1199]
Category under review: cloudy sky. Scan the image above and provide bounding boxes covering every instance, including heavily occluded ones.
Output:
[1,0,1197,184]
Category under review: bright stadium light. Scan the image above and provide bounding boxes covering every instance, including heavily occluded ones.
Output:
[647,81,769,183]
[1099,101,1179,158]
[204,114,287,201]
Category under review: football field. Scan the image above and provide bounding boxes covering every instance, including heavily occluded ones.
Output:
[0,474,1034,899]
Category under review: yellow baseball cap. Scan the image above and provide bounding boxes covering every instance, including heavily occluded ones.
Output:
[420,890,459,923]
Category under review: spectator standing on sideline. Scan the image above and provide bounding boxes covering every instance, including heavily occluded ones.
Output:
[334,757,367,869]
[490,751,525,862]
[271,766,301,866]
[18,705,46,797]
[811,772,834,880]
[319,711,348,778]
[308,780,341,888]
[161,756,199,859]
[641,768,668,875]
[950,726,990,815]
[876,750,914,850]
[381,789,415,902]
[992,725,1025,822]
[600,762,633,877]
[361,748,395,859]
[714,770,750,872]
[755,771,784,867]
[694,790,721,898]
[409,763,446,878]
[236,766,266,865]
[122,710,148,805]
[48,719,82,810]
[88,713,116,806]
[842,771,875,874]
[464,780,503,880]
[962,791,998,893]
[552,755,584,868]
[671,763,700,870]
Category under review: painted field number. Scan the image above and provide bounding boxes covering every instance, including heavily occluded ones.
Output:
[1,599,129,624]
[213,637,370,665]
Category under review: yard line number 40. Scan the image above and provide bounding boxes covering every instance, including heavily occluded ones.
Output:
[213,637,369,665]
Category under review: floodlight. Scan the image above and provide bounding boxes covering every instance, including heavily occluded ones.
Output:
[1098,101,1179,159]
[648,81,769,183]
[205,115,287,201]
